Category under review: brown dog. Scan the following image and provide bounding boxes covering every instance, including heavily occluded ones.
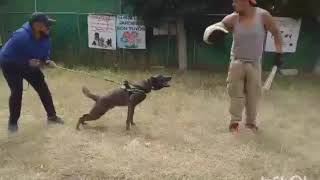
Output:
[76,75,172,131]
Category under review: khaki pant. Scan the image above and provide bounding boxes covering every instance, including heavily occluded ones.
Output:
[227,59,262,125]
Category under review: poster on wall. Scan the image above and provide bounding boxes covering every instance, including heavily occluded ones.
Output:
[116,15,146,49]
[265,17,302,53]
[88,15,116,50]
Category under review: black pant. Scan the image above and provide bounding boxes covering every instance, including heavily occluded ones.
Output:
[1,62,56,125]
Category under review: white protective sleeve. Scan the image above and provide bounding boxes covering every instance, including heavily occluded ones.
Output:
[203,22,229,44]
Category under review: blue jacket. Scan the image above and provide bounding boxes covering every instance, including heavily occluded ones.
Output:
[0,22,51,66]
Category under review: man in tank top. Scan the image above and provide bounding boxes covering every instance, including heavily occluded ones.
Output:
[222,0,283,132]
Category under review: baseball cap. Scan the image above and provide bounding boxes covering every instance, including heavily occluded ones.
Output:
[29,12,56,27]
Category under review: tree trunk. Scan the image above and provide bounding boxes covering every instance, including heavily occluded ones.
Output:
[314,16,320,75]
[314,57,320,75]
[176,16,188,70]
[144,27,153,71]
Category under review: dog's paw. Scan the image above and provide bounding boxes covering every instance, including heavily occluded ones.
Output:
[126,126,131,131]
[82,86,89,93]
[81,122,88,126]
[76,122,82,130]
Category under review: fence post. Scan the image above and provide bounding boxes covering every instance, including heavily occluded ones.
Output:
[34,0,37,12]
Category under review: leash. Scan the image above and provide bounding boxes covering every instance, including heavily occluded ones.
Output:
[55,65,123,86]
[55,65,148,94]
[22,66,125,92]
[23,65,121,91]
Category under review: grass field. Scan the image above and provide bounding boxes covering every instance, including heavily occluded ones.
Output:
[0,68,319,180]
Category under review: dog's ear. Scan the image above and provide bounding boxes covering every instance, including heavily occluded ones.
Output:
[150,76,156,81]
[151,74,161,79]
[150,74,172,84]
[151,74,171,80]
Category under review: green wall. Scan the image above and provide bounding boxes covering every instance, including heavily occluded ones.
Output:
[0,0,319,71]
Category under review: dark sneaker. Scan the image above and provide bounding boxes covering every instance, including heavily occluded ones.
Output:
[8,124,19,133]
[229,122,239,133]
[245,124,259,132]
[48,116,64,125]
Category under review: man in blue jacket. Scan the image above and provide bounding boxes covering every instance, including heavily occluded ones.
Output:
[0,12,64,133]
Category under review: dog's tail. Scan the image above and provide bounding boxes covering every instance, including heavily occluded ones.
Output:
[82,86,99,101]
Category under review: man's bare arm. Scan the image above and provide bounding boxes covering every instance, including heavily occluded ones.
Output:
[263,12,283,53]
[222,13,237,32]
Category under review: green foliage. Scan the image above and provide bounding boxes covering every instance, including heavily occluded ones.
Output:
[265,0,320,17]
[124,0,210,27]
[0,0,8,5]
[285,0,319,17]
[126,0,320,26]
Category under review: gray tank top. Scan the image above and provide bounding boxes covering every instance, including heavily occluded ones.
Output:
[231,8,267,61]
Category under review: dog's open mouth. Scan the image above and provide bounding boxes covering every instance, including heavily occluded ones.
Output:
[162,77,172,87]
[162,81,170,87]
[151,75,172,90]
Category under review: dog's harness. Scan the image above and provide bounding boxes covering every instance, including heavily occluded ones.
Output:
[121,80,148,95]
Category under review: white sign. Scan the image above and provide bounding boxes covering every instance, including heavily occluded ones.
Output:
[88,15,116,50]
[265,17,302,53]
[116,15,146,49]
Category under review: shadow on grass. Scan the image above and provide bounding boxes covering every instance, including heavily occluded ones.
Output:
[82,124,109,133]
